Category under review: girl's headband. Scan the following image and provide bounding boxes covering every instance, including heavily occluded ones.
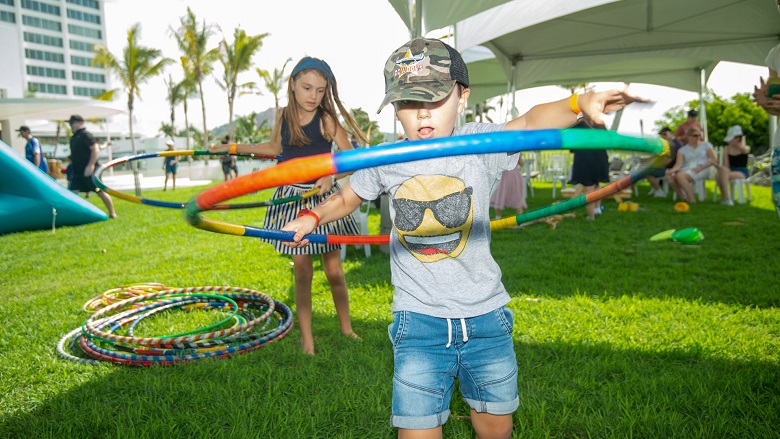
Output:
[291,57,333,84]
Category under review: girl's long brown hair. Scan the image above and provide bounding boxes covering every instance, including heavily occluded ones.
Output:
[280,66,368,148]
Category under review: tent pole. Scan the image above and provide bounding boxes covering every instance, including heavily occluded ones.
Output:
[698,67,709,142]
[411,0,422,38]
[510,61,518,118]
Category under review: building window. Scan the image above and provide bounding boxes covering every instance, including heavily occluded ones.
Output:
[0,0,15,7]
[69,39,94,52]
[66,0,99,10]
[68,24,101,39]
[24,31,64,47]
[28,81,67,95]
[70,54,93,66]
[27,65,66,79]
[73,86,105,97]
[67,8,100,24]
[72,70,105,83]
[22,14,62,31]
[0,10,14,23]
[20,0,60,16]
[25,48,65,63]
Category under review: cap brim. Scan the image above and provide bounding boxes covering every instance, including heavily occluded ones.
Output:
[376,80,457,114]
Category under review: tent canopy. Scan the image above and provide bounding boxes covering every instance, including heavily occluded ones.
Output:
[387,0,515,37]
[454,0,780,102]
[0,98,125,121]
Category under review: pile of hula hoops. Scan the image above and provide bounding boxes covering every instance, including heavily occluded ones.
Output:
[57,284,293,367]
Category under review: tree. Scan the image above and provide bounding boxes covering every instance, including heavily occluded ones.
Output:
[178,57,199,152]
[93,23,173,196]
[216,28,268,140]
[234,112,272,144]
[171,7,218,149]
[656,91,770,155]
[256,58,292,116]
[163,74,185,140]
[349,108,380,145]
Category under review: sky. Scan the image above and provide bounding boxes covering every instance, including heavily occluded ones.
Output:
[102,0,770,140]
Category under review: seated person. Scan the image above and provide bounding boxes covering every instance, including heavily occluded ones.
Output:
[645,126,682,197]
[667,127,731,204]
[722,125,751,180]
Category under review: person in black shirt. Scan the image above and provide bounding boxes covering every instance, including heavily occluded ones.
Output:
[67,115,116,218]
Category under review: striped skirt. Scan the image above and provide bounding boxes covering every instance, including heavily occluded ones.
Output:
[262,183,360,255]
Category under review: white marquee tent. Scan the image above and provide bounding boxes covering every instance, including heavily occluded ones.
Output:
[388,0,780,138]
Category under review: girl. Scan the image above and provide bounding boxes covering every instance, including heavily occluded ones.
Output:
[209,56,368,355]
[722,125,751,180]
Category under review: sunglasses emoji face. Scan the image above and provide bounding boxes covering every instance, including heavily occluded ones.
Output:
[392,175,474,263]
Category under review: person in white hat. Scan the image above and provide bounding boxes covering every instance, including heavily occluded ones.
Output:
[722,125,752,182]
[162,139,179,191]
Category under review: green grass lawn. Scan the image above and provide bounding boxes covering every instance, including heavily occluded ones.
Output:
[1,179,778,438]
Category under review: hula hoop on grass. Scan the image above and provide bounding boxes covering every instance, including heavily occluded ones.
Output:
[185,129,669,241]
[57,285,294,367]
[92,150,298,210]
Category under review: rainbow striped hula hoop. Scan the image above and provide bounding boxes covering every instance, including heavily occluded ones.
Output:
[92,150,291,209]
[57,285,293,366]
[185,129,669,242]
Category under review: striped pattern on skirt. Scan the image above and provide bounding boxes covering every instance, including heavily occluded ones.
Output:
[262,183,360,255]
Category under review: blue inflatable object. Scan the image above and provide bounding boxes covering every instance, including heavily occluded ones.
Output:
[0,140,107,234]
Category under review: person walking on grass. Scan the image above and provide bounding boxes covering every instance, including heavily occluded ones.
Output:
[18,125,49,175]
[280,38,642,438]
[209,56,368,356]
[67,115,117,218]
[163,139,179,191]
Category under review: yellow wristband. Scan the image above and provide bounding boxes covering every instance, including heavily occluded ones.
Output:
[229,143,237,154]
[569,94,581,115]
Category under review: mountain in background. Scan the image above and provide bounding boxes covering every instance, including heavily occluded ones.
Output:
[210,107,276,139]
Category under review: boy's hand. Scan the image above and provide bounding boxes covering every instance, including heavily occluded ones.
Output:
[281,216,317,248]
[580,87,649,125]
[207,144,224,153]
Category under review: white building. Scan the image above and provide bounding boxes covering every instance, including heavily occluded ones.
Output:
[0,0,119,154]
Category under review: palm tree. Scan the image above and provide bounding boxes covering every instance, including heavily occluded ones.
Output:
[256,57,292,116]
[178,57,199,152]
[93,23,173,195]
[216,28,268,140]
[163,74,185,140]
[171,7,218,149]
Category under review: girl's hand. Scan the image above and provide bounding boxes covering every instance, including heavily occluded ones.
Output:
[207,144,224,153]
[315,176,334,195]
[754,77,780,115]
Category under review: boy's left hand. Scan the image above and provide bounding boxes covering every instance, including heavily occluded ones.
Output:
[281,216,317,248]
[580,87,649,125]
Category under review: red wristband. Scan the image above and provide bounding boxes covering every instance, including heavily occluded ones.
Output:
[297,209,320,228]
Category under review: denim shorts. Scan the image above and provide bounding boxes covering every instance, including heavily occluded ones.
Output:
[731,166,749,179]
[387,306,519,430]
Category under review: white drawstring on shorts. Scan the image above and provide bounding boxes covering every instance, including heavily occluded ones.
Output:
[445,318,469,348]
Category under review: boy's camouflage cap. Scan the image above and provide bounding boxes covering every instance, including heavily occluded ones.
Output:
[377,38,469,114]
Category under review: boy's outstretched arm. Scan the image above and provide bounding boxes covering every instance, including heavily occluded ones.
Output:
[504,87,646,131]
[282,183,365,247]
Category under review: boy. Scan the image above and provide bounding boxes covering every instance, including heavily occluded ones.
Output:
[282,38,640,438]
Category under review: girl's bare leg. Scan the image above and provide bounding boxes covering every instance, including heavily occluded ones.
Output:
[292,253,315,355]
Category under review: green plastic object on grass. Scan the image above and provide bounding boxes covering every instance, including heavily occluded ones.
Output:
[649,229,676,241]
[671,228,704,243]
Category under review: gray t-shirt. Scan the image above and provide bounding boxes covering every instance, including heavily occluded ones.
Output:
[349,122,518,318]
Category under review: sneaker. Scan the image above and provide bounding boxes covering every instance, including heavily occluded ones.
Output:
[720,199,734,206]
[653,189,666,197]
